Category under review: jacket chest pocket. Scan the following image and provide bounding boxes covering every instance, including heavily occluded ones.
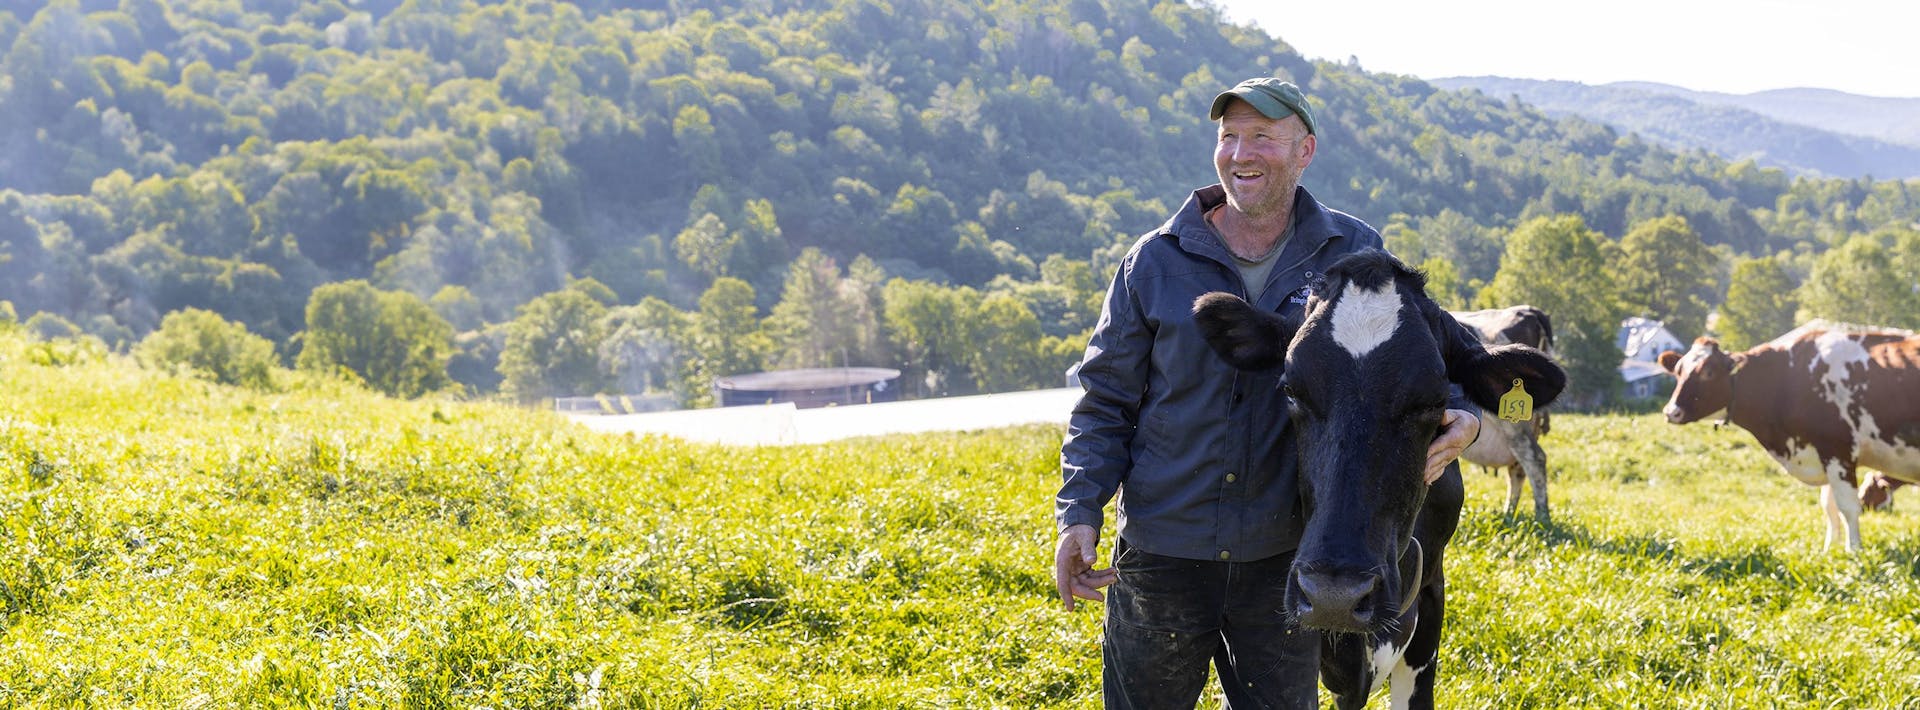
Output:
[1135,409,1172,465]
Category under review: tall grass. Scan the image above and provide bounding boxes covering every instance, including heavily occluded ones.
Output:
[2,330,1918,708]
[1445,414,1920,708]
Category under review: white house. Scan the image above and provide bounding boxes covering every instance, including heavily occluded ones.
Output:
[1618,316,1685,362]
[1618,317,1685,399]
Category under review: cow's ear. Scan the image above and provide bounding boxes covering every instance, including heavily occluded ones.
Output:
[1453,343,1567,412]
[1656,349,1682,374]
[1193,291,1295,370]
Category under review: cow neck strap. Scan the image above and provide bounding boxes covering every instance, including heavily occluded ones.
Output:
[1397,538,1424,616]
[1714,358,1740,430]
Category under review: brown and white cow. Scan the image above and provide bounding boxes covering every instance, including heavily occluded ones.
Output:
[1860,472,1904,511]
[1452,306,1555,521]
[1658,322,1920,551]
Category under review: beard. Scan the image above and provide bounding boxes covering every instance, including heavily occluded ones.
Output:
[1220,168,1302,221]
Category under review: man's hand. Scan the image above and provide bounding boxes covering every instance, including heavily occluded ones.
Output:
[1425,408,1480,484]
[1054,524,1116,611]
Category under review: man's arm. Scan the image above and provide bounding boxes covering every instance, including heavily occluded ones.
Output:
[1056,257,1150,535]
[1426,311,1487,484]
[1055,256,1150,608]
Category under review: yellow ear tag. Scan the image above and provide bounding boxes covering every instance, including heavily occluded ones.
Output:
[1497,379,1533,422]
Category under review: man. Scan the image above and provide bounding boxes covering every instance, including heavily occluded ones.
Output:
[1055,78,1480,708]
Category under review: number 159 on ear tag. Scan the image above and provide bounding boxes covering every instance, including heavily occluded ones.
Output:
[1498,379,1533,422]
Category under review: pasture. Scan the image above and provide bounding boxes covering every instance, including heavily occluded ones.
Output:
[4,333,1920,708]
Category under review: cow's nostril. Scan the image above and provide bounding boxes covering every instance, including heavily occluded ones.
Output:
[1350,591,1375,624]
[1294,570,1380,632]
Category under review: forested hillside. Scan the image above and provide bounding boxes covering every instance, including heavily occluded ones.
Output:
[2,0,1918,407]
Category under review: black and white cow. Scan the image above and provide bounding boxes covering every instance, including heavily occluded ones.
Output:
[1452,306,1556,521]
[1193,250,1565,709]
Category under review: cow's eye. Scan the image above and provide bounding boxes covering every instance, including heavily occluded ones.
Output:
[1282,384,1320,416]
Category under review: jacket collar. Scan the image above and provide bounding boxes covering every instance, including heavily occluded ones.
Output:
[1160,184,1342,263]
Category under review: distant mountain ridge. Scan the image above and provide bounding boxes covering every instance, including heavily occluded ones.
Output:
[1432,77,1920,180]
[1611,82,1920,148]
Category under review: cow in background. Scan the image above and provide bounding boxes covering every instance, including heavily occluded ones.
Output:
[1860,472,1904,511]
[1194,251,1565,709]
[1659,321,1920,551]
[1452,306,1556,522]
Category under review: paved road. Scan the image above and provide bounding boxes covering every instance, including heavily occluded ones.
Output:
[565,387,1083,446]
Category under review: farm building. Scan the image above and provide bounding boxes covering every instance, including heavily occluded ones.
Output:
[1619,359,1673,400]
[1617,317,1683,399]
[714,367,903,409]
[1618,316,1684,362]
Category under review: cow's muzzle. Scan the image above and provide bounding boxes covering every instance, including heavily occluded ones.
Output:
[1291,539,1423,634]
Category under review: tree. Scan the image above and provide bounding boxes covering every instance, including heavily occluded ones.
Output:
[498,283,613,403]
[689,277,774,404]
[766,247,877,369]
[878,183,960,261]
[882,278,972,398]
[1417,256,1468,311]
[600,296,693,402]
[965,293,1048,393]
[126,172,258,259]
[1717,255,1799,350]
[297,281,454,398]
[1478,215,1626,407]
[1422,209,1505,287]
[1616,215,1716,342]
[842,255,891,366]
[1039,253,1102,335]
[449,325,507,395]
[1798,228,1920,331]
[729,198,784,287]
[429,285,483,332]
[137,307,277,390]
[674,212,734,281]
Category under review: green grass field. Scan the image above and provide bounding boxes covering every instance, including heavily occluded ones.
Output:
[5,331,1920,708]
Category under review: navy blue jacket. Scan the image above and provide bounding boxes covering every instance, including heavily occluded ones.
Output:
[1057,183,1387,562]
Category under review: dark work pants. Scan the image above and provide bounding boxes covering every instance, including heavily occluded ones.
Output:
[1102,537,1319,710]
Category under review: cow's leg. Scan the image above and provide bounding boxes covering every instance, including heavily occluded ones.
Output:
[1503,466,1524,517]
[1819,484,1842,550]
[1819,476,1865,552]
[1823,461,1865,552]
[1508,425,1551,524]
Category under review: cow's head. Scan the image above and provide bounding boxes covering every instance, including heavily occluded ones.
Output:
[1192,250,1564,636]
[1860,472,1902,511]
[1658,339,1737,424]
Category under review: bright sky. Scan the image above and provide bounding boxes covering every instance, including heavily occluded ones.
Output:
[1212,0,1920,98]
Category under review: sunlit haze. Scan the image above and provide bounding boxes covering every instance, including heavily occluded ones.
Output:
[1212,0,1920,98]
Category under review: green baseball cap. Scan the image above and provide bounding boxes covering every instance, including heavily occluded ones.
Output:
[1209,78,1316,135]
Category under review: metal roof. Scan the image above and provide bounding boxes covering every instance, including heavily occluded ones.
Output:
[714,367,902,390]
